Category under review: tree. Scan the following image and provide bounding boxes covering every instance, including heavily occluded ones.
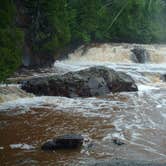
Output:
[68,0,109,43]
[106,0,166,43]
[1,0,166,81]
[19,0,71,67]
[0,0,23,82]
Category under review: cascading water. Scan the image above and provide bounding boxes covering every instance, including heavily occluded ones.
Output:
[0,43,166,165]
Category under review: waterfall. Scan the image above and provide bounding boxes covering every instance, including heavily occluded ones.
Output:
[63,43,166,64]
[0,43,166,164]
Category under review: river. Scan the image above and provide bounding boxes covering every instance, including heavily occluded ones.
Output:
[0,43,166,165]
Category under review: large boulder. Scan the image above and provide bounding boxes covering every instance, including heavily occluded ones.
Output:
[21,66,138,97]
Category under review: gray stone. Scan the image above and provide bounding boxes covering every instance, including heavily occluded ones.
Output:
[41,134,84,151]
[21,66,138,97]
[131,46,150,63]
[161,74,166,82]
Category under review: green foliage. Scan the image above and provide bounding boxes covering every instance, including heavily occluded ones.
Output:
[1,0,166,81]
[17,0,166,47]
[0,0,23,82]
[67,0,110,43]
[106,0,166,43]
[68,0,166,43]
[22,0,71,55]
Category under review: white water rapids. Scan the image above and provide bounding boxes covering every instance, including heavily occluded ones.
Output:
[0,43,166,165]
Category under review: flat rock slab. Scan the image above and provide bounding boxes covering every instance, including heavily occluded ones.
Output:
[41,134,84,151]
[21,66,138,97]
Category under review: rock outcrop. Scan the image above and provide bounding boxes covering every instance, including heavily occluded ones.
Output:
[131,46,150,63]
[21,66,138,97]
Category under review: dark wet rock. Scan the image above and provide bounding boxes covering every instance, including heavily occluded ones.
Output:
[87,159,166,166]
[21,66,138,97]
[161,74,166,82]
[112,138,125,146]
[41,134,84,151]
[53,134,84,149]
[131,46,150,63]
[41,141,57,151]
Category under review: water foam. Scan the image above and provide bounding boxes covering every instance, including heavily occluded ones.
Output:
[65,43,166,64]
[54,43,166,85]
[10,143,35,150]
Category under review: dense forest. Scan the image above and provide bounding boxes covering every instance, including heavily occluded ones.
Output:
[1,0,166,81]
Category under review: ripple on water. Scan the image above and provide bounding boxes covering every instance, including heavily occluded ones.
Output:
[0,86,166,164]
[1,46,166,164]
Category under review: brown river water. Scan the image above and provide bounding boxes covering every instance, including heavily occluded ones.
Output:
[0,44,166,165]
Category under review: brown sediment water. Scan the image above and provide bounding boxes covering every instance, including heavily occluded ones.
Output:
[0,88,166,165]
[0,43,166,165]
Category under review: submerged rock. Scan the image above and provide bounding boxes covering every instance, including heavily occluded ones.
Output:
[41,141,57,151]
[41,134,84,151]
[112,138,125,146]
[21,66,138,97]
[131,46,150,63]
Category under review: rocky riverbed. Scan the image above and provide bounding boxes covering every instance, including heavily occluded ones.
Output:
[0,43,166,165]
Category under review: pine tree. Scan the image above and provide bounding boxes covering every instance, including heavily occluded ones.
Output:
[0,0,23,82]
[16,0,71,67]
